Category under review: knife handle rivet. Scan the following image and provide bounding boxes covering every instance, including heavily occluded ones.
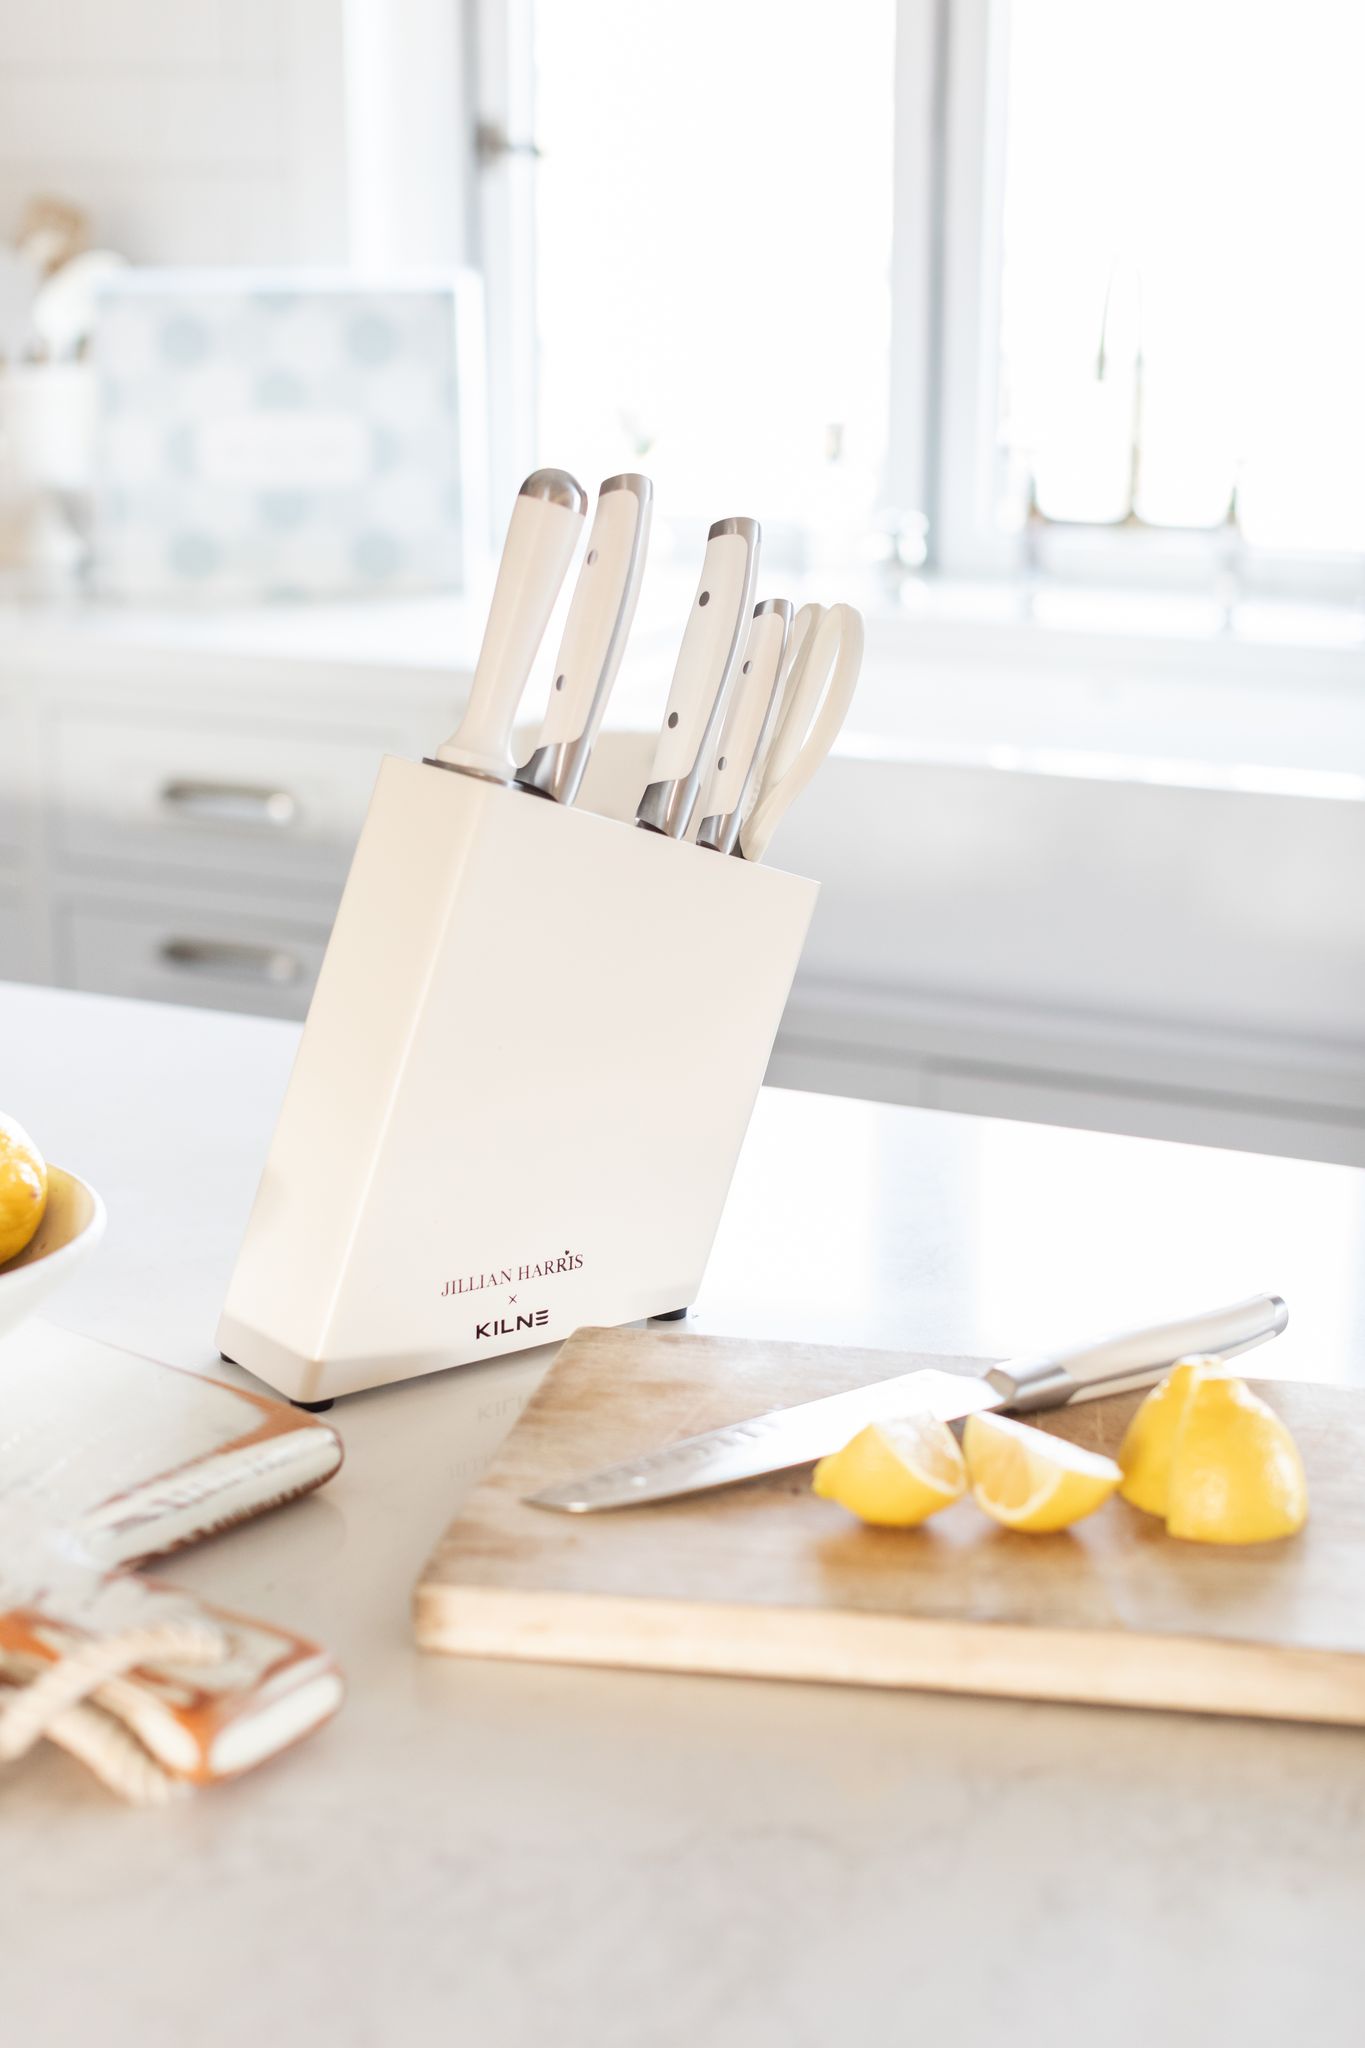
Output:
[554,673,565,691]
[698,591,710,607]
[717,756,726,771]
[742,660,751,674]
[587,549,598,565]
[667,711,679,728]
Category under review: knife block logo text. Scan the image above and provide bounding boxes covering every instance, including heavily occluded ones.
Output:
[440,1251,585,1340]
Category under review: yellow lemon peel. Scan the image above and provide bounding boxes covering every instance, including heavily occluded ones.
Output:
[0,1112,47,1267]
[1120,1356,1308,1544]
[812,1414,967,1528]
[963,1410,1121,1533]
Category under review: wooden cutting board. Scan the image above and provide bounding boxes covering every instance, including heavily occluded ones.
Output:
[414,1326,1365,1726]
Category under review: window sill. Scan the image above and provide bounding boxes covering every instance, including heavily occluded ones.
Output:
[841,575,1365,791]
[4,574,1361,791]
[613,567,1365,790]
[882,574,1365,653]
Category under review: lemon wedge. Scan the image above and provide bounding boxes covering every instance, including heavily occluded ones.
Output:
[1118,1356,1221,1517]
[963,1411,1122,1532]
[1165,1374,1308,1545]
[1119,1357,1308,1543]
[0,1112,47,1266]
[812,1414,967,1527]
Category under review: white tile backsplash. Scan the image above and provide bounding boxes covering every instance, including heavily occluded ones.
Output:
[0,0,72,64]
[0,0,344,260]
[217,0,283,70]
[103,172,300,265]
[61,0,225,68]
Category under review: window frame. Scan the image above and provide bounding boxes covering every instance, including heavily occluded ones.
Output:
[468,0,1365,609]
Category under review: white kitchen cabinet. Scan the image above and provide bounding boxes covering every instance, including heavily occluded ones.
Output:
[1,598,1362,1164]
[0,603,475,1026]
[0,892,41,985]
[56,895,335,1019]
[1,688,32,849]
[49,708,395,892]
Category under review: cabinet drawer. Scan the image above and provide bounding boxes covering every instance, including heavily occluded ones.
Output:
[0,699,25,854]
[51,711,386,887]
[0,890,42,984]
[58,899,330,1019]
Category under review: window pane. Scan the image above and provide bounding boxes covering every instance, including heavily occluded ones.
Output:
[532,0,895,560]
[999,0,1365,552]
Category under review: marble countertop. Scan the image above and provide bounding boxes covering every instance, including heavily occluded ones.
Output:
[4,979,1364,2047]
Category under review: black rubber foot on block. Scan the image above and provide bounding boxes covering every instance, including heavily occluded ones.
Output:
[650,1306,690,1322]
[222,1353,334,1413]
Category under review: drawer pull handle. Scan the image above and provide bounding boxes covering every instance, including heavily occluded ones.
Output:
[159,780,299,829]
[159,938,302,985]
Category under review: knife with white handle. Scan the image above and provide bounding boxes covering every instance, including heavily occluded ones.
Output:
[635,516,760,837]
[740,601,863,862]
[515,473,653,805]
[525,1293,1288,1512]
[431,468,587,784]
[695,598,793,855]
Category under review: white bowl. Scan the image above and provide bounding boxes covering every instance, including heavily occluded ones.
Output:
[0,1165,106,1343]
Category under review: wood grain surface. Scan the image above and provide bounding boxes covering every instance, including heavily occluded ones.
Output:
[414,1326,1365,1725]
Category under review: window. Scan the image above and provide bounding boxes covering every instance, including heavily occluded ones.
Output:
[529,0,897,567]
[475,0,1365,603]
[994,0,1365,574]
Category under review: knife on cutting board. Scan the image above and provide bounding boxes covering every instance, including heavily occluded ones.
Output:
[516,472,653,805]
[695,597,793,855]
[526,1293,1287,1512]
[636,515,760,838]
[431,468,588,785]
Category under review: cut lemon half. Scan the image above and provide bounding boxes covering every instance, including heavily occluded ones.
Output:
[812,1414,967,1528]
[1165,1374,1308,1545]
[963,1411,1121,1533]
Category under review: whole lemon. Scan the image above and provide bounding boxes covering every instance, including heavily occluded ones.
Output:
[0,1112,48,1265]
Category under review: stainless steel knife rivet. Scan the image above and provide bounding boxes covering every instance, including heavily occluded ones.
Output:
[692,595,794,858]
[513,469,653,806]
[634,514,761,838]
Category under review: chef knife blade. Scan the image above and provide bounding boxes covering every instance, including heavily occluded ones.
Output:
[635,516,760,838]
[515,472,653,805]
[431,468,588,785]
[525,1293,1287,1512]
[695,598,793,855]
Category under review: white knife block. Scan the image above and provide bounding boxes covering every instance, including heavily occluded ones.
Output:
[217,756,817,1402]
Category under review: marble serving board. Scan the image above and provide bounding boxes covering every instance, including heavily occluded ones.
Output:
[0,1320,343,1569]
[415,1326,1365,1726]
